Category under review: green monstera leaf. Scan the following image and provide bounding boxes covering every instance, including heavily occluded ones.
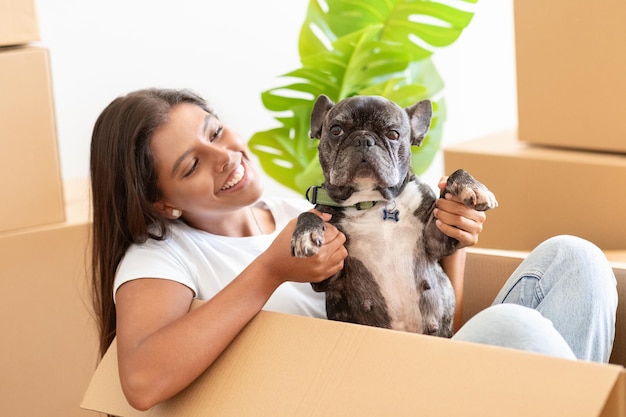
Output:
[249,0,477,195]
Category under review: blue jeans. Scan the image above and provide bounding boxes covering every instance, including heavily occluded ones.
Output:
[453,235,618,363]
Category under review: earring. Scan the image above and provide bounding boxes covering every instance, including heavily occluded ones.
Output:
[171,209,182,218]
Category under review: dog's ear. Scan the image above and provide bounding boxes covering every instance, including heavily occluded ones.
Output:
[310,94,335,139]
[405,99,432,146]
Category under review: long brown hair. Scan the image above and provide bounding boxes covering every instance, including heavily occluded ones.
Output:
[90,88,212,358]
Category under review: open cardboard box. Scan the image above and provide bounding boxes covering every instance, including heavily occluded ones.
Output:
[82,250,626,416]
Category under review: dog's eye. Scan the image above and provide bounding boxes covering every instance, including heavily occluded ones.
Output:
[330,125,343,136]
[386,130,400,140]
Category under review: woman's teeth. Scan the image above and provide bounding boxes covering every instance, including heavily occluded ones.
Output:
[221,164,245,190]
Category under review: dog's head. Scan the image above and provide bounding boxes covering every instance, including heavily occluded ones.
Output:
[310,94,432,202]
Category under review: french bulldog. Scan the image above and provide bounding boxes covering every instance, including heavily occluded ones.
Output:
[290,94,497,337]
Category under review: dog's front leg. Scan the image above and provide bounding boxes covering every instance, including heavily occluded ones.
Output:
[423,210,459,260]
[415,182,459,260]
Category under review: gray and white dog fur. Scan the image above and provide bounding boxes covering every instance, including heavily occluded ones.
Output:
[290,94,497,337]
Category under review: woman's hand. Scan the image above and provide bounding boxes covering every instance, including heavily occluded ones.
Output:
[434,176,486,249]
[261,210,347,285]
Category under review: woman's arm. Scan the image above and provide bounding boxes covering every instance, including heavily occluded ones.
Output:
[115,213,347,410]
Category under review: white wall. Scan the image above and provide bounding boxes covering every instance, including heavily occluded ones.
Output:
[35,0,517,196]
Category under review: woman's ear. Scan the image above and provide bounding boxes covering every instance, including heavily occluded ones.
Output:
[153,200,182,219]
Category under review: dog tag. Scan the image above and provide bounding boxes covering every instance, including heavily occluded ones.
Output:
[383,201,399,221]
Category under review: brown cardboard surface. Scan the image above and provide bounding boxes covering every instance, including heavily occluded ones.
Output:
[0,179,95,417]
[603,373,626,417]
[0,0,40,46]
[82,250,626,417]
[82,310,625,417]
[514,0,626,153]
[443,130,626,251]
[0,46,65,233]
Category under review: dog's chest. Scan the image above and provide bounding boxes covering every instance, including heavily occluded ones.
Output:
[338,182,429,330]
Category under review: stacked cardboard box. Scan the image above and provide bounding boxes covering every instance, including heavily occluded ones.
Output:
[0,3,64,232]
[0,0,39,46]
[444,130,626,250]
[444,0,626,252]
[515,0,626,154]
[0,181,95,417]
[0,2,97,416]
[0,46,66,232]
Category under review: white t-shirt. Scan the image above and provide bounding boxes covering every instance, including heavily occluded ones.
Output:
[114,198,326,318]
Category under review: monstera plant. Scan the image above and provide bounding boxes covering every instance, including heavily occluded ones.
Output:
[249,0,478,194]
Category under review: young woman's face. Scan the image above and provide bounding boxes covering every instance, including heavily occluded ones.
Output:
[150,102,264,225]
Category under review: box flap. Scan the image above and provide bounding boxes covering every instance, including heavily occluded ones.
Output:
[83,310,625,417]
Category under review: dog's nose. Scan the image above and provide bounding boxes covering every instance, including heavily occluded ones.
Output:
[355,134,375,149]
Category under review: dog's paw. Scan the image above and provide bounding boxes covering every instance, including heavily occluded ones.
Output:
[290,212,326,258]
[445,169,498,212]
[457,184,498,211]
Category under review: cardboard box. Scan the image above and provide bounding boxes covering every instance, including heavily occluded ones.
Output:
[0,0,39,46]
[514,0,626,153]
[81,252,626,417]
[0,179,95,417]
[0,46,65,233]
[443,130,626,251]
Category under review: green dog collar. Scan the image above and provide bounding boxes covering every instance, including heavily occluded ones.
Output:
[305,186,379,210]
